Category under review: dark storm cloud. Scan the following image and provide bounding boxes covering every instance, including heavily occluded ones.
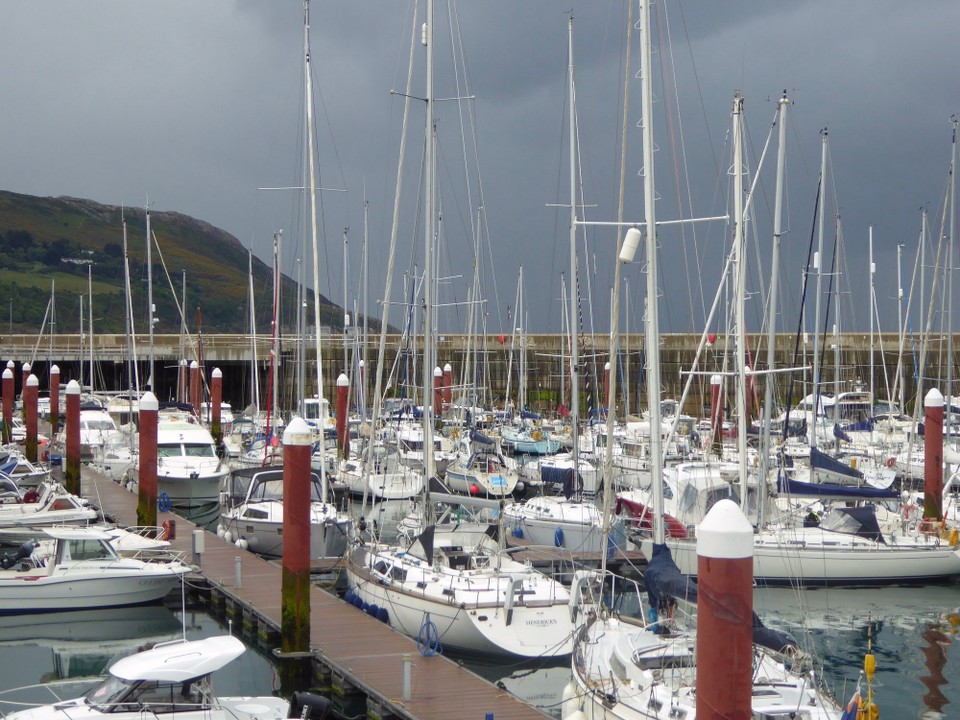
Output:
[2,1,959,337]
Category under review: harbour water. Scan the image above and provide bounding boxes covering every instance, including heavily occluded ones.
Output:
[0,583,956,718]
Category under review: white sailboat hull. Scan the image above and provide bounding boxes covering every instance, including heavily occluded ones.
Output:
[345,541,578,658]
[641,531,960,586]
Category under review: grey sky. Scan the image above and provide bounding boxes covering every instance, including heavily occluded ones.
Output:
[2,1,958,339]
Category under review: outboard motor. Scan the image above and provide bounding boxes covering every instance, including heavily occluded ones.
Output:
[0,540,39,570]
[287,691,335,719]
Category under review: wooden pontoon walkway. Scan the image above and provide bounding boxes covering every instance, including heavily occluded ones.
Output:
[77,467,552,720]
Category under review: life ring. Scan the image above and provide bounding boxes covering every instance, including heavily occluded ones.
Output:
[885,457,896,469]
[901,503,917,521]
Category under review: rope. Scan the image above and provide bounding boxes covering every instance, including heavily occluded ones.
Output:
[416,612,442,657]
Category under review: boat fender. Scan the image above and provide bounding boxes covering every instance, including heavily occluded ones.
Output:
[554,527,564,548]
[344,587,355,605]
[561,681,584,720]
[950,528,959,547]
[376,606,389,623]
[352,594,364,610]
[366,603,379,617]
[512,527,524,539]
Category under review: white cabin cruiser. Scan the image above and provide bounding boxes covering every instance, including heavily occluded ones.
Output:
[0,527,189,614]
[1,635,289,720]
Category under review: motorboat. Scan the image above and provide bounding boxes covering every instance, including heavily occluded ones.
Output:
[0,526,190,614]
[0,481,99,532]
[0,635,290,719]
[123,409,228,526]
[217,467,352,560]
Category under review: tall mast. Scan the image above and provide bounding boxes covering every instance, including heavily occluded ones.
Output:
[869,227,876,413]
[304,0,330,497]
[639,0,665,544]
[362,194,369,419]
[731,92,748,511]
[947,117,957,441]
[87,263,94,395]
[146,203,154,392]
[420,0,437,523]
[248,250,259,416]
[812,130,828,445]
[759,92,788,519]
[566,14,580,480]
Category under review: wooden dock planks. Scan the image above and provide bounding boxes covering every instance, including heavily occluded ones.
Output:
[79,468,552,720]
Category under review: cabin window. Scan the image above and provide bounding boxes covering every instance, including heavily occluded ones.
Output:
[62,539,111,562]
[50,498,76,511]
[158,444,181,458]
[184,443,215,458]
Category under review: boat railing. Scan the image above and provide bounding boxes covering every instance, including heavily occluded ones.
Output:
[0,678,100,716]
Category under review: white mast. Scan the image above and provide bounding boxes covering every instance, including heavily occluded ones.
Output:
[304,0,331,498]
[421,0,438,519]
[566,14,580,481]
[639,0,665,544]
[947,117,957,441]
[247,250,259,416]
[146,203,154,392]
[869,227,876,413]
[87,263,94,396]
[759,92,788,513]
[731,91,748,511]
[896,241,904,411]
[811,130,828,445]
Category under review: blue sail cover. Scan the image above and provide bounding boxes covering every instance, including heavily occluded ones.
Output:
[645,543,799,654]
[777,473,899,500]
[539,466,582,499]
[809,446,863,482]
[469,429,495,445]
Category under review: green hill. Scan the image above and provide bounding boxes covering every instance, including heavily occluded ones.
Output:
[0,190,357,335]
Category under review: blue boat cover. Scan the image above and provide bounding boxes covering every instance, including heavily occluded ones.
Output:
[470,429,494,445]
[644,542,798,653]
[809,446,863,481]
[776,474,898,500]
[539,466,582,499]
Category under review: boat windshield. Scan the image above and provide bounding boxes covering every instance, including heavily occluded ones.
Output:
[251,478,284,501]
[86,676,209,713]
[184,444,215,458]
[84,674,136,711]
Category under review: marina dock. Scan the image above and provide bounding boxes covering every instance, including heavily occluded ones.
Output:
[77,466,554,720]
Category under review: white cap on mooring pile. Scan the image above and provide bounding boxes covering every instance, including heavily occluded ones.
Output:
[284,416,312,447]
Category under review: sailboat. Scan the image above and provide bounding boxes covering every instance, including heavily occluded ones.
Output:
[639,102,960,588]
[345,0,585,659]
[563,5,842,718]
